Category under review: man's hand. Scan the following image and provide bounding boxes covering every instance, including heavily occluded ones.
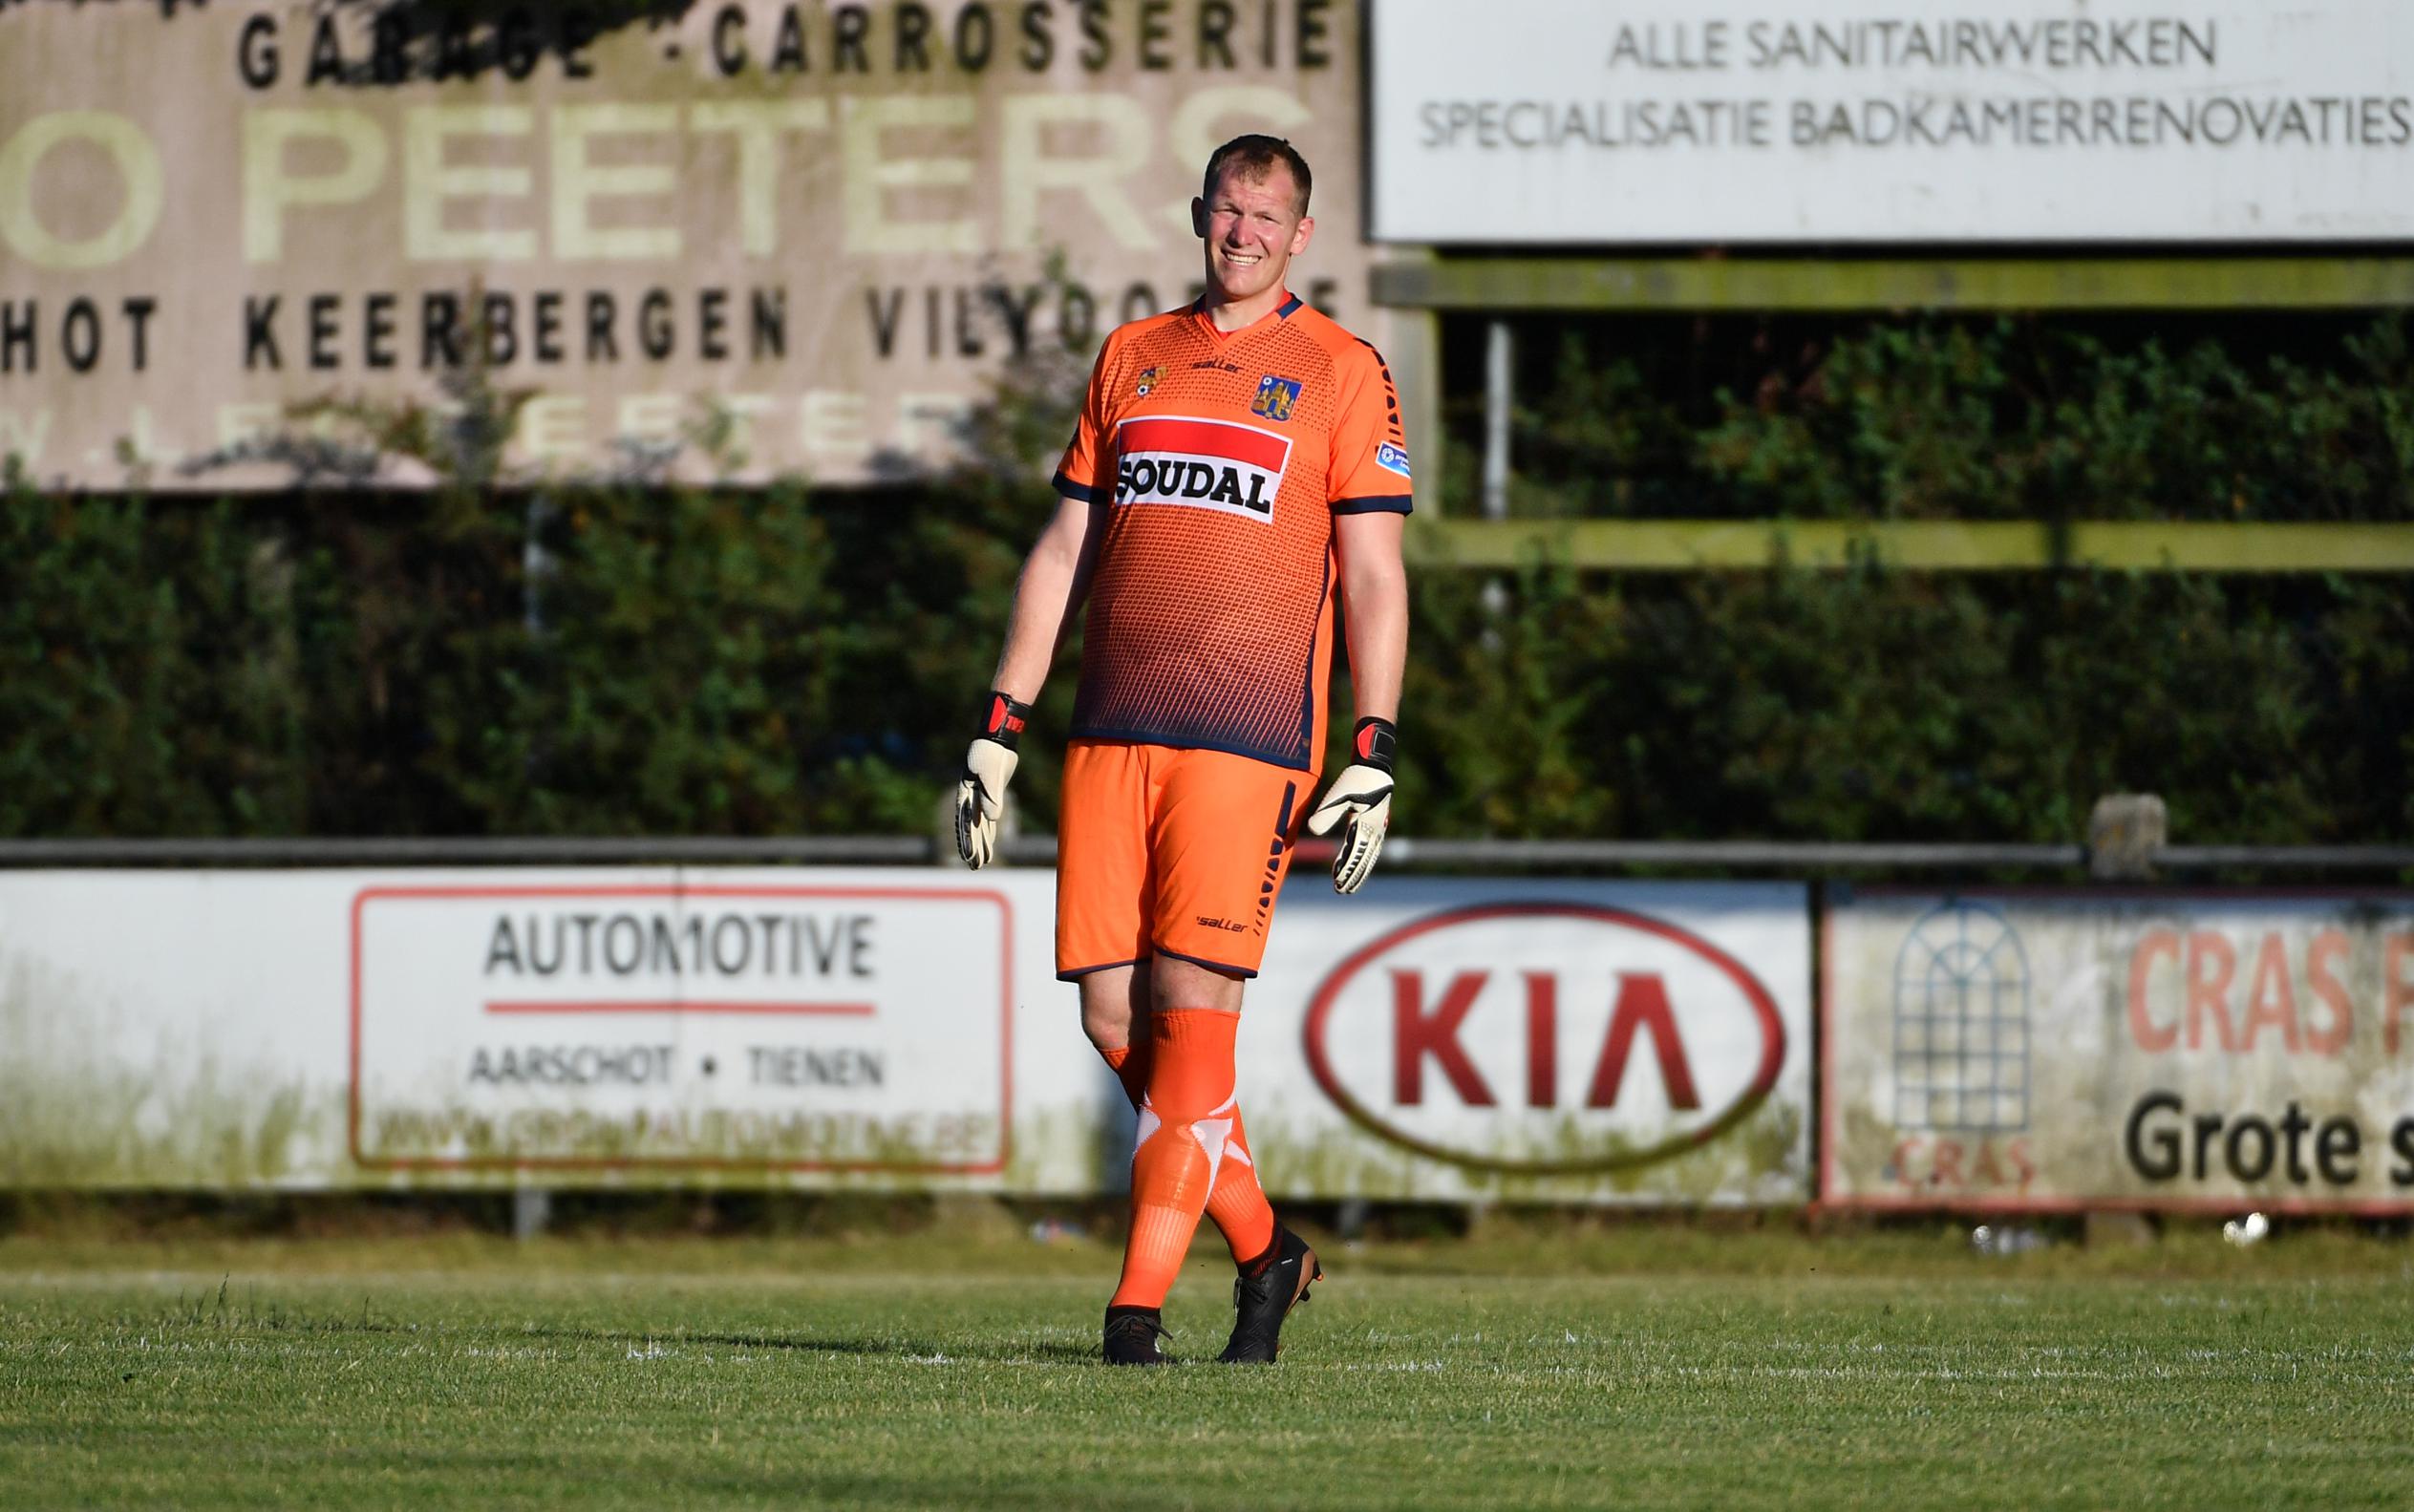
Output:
[954,692,1030,869]
[1303,717,1398,894]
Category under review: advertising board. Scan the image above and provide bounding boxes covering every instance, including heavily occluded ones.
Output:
[0,1,1373,491]
[0,869,1809,1204]
[350,880,1013,1173]
[1823,888,2414,1213]
[1370,0,2414,244]
[1252,884,1809,1203]
[0,868,1072,1189]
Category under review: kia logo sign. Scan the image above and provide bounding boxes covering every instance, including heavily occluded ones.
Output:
[1301,903,1786,1174]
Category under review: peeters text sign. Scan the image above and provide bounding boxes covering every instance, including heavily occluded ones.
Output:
[1823,890,2414,1214]
[1370,0,2414,244]
[0,1,1368,491]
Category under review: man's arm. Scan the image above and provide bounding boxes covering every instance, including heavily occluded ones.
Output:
[956,493,1103,868]
[1304,510,1409,892]
[991,493,1106,702]
[1333,510,1407,724]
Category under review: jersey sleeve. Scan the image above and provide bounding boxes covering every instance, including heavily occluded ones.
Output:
[1327,341,1414,515]
[1051,331,1120,503]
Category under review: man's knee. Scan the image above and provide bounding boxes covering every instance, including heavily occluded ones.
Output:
[1149,954,1246,1013]
[1077,965,1143,1051]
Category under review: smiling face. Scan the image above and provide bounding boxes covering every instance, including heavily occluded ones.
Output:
[1192,161,1315,323]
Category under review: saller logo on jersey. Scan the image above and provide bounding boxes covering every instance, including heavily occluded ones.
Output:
[1112,415,1292,523]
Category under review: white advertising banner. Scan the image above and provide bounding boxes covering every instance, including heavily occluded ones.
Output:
[0,869,1081,1189]
[1823,889,2414,1214]
[351,880,1014,1175]
[1370,0,2414,243]
[0,869,1809,1203]
[1249,882,1809,1203]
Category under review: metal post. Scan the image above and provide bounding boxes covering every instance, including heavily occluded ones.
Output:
[511,1187,551,1241]
[1335,1196,1371,1241]
[1482,319,1513,521]
[523,494,552,638]
[2088,794,2168,880]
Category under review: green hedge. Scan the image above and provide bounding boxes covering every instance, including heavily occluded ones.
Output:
[4,315,2408,845]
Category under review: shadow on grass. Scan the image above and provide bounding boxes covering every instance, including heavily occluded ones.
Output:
[521,1326,1098,1365]
[697,1330,1098,1365]
[672,1473,1176,1510]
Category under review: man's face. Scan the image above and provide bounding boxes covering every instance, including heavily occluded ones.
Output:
[1192,163,1314,307]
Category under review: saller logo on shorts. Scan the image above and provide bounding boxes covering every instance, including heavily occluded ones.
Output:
[1112,415,1292,523]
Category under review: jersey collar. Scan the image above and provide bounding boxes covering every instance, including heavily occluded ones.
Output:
[1191,288,1303,342]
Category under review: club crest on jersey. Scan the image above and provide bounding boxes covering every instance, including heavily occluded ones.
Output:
[1377,441,1413,479]
[1112,415,1292,522]
[1135,366,1162,396]
[1250,374,1302,422]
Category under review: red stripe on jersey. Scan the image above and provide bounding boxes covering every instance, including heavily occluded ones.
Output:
[1117,416,1291,471]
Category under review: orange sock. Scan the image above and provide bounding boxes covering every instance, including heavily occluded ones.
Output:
[1109,1009,1245,1308]
[1204,1116,1277,1267]
[1100,1033,1276,1267]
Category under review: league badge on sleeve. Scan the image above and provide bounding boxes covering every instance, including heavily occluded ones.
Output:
[1250,374,1301,422]
[1376,441,1413,479]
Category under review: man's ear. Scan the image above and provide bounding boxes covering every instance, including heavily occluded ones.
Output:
[1290,214,1315,256]
[1190,196,1207,239]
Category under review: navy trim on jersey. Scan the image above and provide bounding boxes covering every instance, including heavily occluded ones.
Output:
[1191,292,1304,322]
[1054,469,1103,503]
[1057,958,1143,983]
[1291,547,1329,773]
[1153,945,1259,981]
[1066,721,1316,773]
[1332,494,1414,515]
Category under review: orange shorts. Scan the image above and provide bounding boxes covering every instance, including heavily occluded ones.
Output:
[1056,739,1311,981]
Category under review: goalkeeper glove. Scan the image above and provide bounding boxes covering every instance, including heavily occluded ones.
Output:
[1303,716,1398,894]
[954,691,1030,869]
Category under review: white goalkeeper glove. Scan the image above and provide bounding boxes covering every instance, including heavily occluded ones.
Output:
[1303,717,1398,894]
[954,691,1029,869]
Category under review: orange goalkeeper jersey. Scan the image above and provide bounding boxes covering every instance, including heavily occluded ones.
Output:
[1051,292,1413,772]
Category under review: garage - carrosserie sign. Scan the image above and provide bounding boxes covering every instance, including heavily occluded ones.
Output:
[0,1,1373,490]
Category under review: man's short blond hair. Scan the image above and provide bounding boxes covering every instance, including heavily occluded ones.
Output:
[1202,135,1312,216]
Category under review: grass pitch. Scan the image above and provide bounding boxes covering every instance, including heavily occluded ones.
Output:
[3,1222,2411,1510]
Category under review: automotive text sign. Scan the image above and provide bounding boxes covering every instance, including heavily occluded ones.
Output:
[351,882,1012,1172]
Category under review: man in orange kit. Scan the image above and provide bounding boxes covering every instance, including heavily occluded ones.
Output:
[954,135,1411,1366]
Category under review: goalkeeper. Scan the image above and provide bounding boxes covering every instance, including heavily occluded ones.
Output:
[954,134,1411,1367]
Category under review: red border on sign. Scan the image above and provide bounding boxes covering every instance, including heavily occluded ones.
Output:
[484,1000,877,1016]
[1300,901,1790,1175]
[349,884,1014,1176]
[1815,884,2414,1217]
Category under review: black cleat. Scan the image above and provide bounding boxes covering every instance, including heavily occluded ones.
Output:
[1218,1225,1323,1364]
[1103,1305,1170,1366]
